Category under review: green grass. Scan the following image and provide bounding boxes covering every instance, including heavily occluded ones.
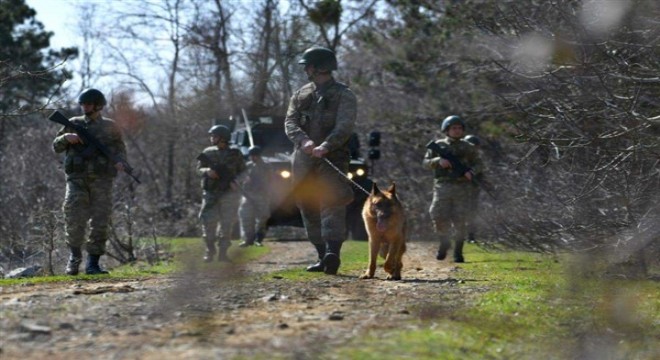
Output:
[330,244,660,360]
[0,237,270,286]
[2,239,658,359]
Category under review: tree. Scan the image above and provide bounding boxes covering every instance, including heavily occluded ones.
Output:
[344,0,659,268]
[0,0,77,113]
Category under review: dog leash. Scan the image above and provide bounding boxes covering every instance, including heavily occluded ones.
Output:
[323,158,371,196]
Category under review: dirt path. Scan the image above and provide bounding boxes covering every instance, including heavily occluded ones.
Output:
[0,241,482,359]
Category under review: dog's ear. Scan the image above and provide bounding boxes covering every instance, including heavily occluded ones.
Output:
[387,182,396,197]
[371,182,380,195]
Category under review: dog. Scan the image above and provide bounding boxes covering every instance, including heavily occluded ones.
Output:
[359,182,407,280]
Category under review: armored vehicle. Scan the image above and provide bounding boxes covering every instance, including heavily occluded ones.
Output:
[229,114,377,240]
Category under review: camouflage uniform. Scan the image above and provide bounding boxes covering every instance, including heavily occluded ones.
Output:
[285,78,357,269]
[197,145,246,259]
[53,115,126,256]
[238,159,272,245]
[423,137,482,261]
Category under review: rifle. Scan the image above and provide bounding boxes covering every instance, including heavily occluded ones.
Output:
[426,140,496,200]
[196,152,259,204]
[49,110,141,184]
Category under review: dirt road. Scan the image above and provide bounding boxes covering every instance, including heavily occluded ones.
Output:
[0,241,480,359]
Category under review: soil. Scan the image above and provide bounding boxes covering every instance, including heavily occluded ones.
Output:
[0,240,484,359]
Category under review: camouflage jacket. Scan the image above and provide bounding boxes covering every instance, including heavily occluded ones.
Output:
[284,78,357,154]
[52,115,127,179]
[423,137,482,184]
[197,146,246,192]
[241,160,273,194]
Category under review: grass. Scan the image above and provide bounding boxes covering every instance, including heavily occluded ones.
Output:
[0,237,270,286]
[330,244,660,360]
[2,239,657,359]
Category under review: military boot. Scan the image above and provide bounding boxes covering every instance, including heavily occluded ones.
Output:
[85,255,109,275]
[254,231,265,247]
[305,243,326,272]
[65,247,83,275]
[203,239,216,262]
[436,237,451,260]
[453,239,465,263]
[217,247,231,262]
[323,240,342,275]
[238,234,254,248]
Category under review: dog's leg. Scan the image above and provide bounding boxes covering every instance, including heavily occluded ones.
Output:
[384,239,404,281]
[391,240,406,281]
[360,239,380,279]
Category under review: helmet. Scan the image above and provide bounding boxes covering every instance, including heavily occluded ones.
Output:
[464,134,481,146]
[248,146,262,156]
[208,125,231,141]
[440,115,466,132]
[77,88,107,107]
[298,46,337,71]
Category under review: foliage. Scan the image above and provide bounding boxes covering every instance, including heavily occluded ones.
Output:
[0,0,77,112]
[1,0,658,279]
[345,0,660,268]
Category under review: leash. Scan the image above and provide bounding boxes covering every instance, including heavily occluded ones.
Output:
[322,158,371,196]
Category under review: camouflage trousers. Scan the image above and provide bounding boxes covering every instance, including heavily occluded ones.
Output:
[62,177,115,255]
[199,190,240,250]
[293,151,354,246]
[429,181,473,241]
[238,195,270,242]
[466,185,481,236]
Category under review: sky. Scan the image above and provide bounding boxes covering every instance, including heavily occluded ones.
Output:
[26,0,80,50]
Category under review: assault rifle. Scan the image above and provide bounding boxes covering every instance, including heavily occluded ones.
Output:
[426,140,496,200]
[49,110,141,184]
[196,152,236,191]
[196,152,262,205]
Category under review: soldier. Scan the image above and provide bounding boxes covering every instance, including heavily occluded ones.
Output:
[53,88,127,275]
[285,46,357,275]
[238,146,272,247]
[463,134,482,242]
[423,115,483,263]
[197,124,246,262]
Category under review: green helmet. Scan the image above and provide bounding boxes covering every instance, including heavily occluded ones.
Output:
[441,115,466,132]
[298,46,337,71]
[464,134,481,146]
[208,125,231,141]
[77,88,107,107]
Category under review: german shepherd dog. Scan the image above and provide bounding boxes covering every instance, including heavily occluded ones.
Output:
[359,182,407,280]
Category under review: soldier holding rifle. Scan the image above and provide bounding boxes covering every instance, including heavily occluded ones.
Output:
[196,124,246,262]
[423,115,483,263]
[52,88,128,275]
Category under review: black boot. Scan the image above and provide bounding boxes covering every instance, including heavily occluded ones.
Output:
[453,239,465,263]
[217,247,231,262]
[203,239,216,262]
[306,243,326,272]
[323,241,342,275]
[85,255,109,275]
[65,247,82,275]
[254,231,265,247]
[436,237,451,260]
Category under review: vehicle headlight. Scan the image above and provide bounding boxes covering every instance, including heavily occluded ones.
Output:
[355,168,365,177]
[347,172,354,180]
[280,170,291,179]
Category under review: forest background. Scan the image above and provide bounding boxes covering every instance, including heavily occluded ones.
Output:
[0,0,658,277]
